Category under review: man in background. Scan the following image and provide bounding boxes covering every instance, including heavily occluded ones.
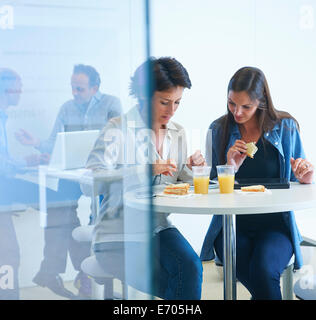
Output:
[15,64,122,298]
[0,68,49,299]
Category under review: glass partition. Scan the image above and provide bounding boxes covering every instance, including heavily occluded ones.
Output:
[0,0,153,300]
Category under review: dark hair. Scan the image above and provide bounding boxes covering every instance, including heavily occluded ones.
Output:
[73,64,101,88]
[129,57,191,101]
[218,66,299,163]
[0,68,20,94]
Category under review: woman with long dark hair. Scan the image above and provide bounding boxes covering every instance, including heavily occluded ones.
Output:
[200,66,314,299]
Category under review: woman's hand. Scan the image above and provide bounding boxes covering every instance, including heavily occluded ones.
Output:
[187,150,206,170]
[153,159,177,176]
[290,157,314,184]
[226,139,248,172]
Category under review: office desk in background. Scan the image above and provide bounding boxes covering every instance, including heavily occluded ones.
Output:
[126,182,316,300]
[38,165,124,226]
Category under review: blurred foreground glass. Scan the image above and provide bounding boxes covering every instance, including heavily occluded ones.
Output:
[192,166,211,194]
[216,165,235,194]
[0,0,152,301]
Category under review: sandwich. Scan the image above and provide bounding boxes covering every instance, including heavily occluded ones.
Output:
[241,185,266,192]
[163,183,190,195]
[246,142,258,159]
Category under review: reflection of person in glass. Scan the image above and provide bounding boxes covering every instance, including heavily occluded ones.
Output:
[201,66,314,300]
[15,64,122,298]
[85,57,205,299]
[0,68,23,300]
[15,64,122,155]
[0,68,50,299]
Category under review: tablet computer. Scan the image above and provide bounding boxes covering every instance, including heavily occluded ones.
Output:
[234,177,290,189]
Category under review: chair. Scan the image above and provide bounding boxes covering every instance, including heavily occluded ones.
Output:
[72,225,94,242]
[294,275,316,300]
[293,236,316,300]
[72,225,128,300]
[281,258,294,300]
[80,254,128,300]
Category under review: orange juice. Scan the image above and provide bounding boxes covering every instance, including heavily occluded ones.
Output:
[218,175,235,193]
[193,176,210,194]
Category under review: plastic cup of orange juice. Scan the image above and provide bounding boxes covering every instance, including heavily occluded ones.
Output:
[216,165,235,194]
[192,166,211,194]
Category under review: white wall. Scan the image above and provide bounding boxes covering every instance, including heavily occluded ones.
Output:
[151,0,316,254]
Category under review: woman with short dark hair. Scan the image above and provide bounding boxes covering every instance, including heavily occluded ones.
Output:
[200,66,314,300]
[86,57,205,299]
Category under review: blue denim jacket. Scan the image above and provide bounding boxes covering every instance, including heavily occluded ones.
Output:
[200,117,304,270]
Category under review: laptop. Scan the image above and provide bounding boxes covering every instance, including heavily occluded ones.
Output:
[234,177,290,189]
[49,130,100,170]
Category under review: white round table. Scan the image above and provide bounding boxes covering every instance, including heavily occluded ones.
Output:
[126,182,316,300]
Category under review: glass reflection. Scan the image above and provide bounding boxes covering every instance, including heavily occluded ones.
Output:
[0,0,150,300]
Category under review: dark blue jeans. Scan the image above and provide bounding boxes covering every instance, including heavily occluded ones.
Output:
[155,228,203,299]
[95,228,203,300]
[214,223,293,300]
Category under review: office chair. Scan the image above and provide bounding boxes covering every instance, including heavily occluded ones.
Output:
[72,225,127,299]
[80,254,128,300]
[293,237,316,300]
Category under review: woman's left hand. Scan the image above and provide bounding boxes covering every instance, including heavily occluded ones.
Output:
[290,157,314,184]
[187,150,206,170]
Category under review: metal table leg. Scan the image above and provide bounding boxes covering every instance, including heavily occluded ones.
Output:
[223,214,236,300]
[90,193,99,224]
[39,168,47,228]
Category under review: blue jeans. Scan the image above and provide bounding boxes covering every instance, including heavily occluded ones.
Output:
[95,228,203,300]
[214,225,293,300]
[155,228,203,299]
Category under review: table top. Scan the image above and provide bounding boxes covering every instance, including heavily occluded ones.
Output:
[38,165,124,185]
[126,182,316,215]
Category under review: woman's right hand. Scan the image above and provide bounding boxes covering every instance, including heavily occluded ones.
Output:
[153,159,177,176]
[226,139,248,172]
